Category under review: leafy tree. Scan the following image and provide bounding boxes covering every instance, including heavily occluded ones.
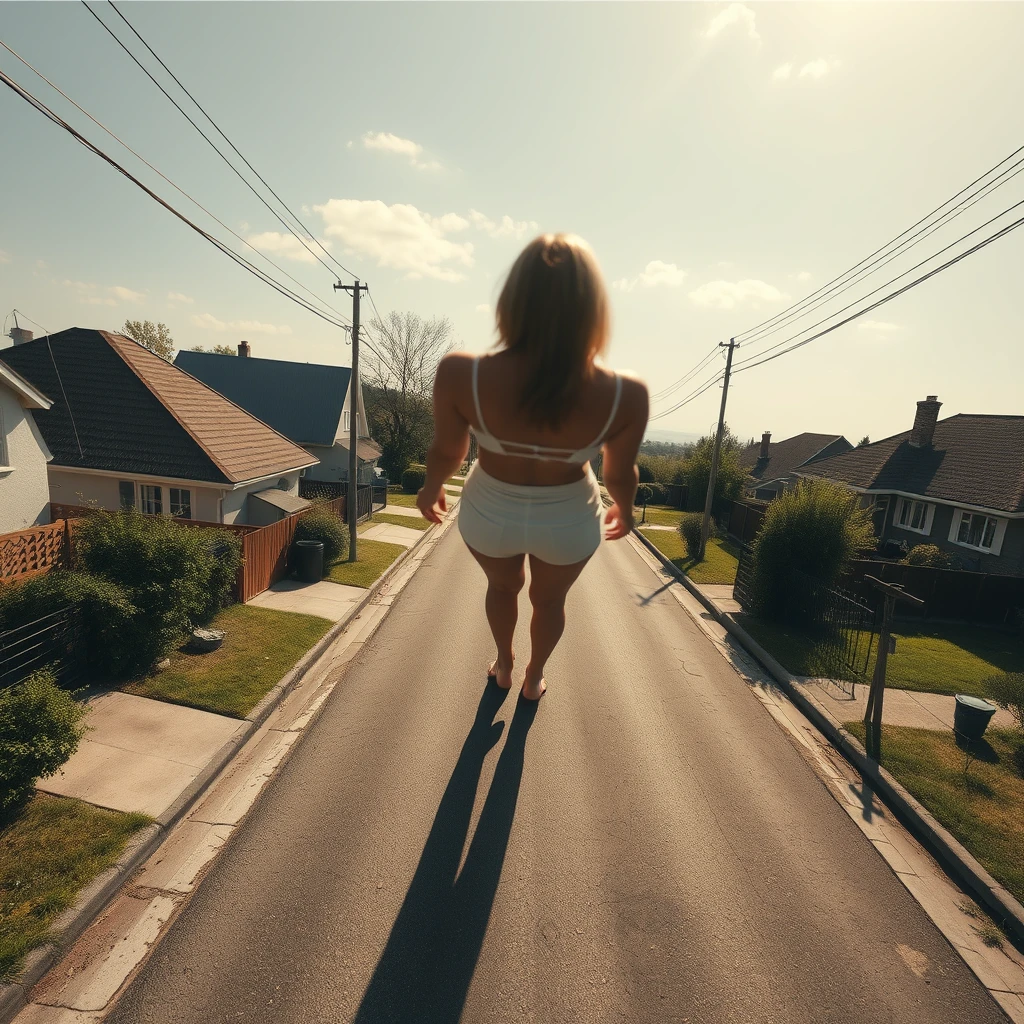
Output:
[857,435,870,447]
[683,426,747,514]
[123,319,174,361]
[364,311,453,481]
[190,344,236,355]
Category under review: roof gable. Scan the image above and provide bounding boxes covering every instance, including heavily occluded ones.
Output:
[740,432,851,483]
[801,414,1024,514]
[173,350,351,446]
[0,359,52,409]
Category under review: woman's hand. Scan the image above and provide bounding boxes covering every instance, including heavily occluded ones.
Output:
[603,502,634,541]
[417,486,448,524]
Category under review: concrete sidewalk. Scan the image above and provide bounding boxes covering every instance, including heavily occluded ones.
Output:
[249,578,366,621]
[360,522,423,547]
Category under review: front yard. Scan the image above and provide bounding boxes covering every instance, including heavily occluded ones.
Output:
[740,617,1024,698]
[121,603,333,718]
[845,722,1024,908]
[0,794,149,981]
[328,539,408,589]
[638,528,741,586]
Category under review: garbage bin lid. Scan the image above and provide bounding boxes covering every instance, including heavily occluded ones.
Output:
[955,694,996,711]
[295,539,324,548]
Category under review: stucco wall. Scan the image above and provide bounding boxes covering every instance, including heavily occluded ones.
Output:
[223,472,301,525]
[0,388,51,531]
[48,469,222,523]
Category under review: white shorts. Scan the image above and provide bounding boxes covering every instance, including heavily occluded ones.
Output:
[457,464,603,566]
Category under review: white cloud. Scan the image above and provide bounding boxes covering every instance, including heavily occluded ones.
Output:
[794,270,812,282]
[191,312,292,336]
[239,221,250,233]
[614,260,687,293]
[110,285,144,303]
[64,280,142,307]
[857,320,901,333]
[314,199,475,283]
[468,210,539,240]
[799,57,840,78]
[362,131,442,171]
[703,4,759,42]
[167,291,194,305]
[246,230,327,264]
[0,249,10,264]
[688,278,789,309]
[476,303,492,314]
[35,259,47,271]
[772,63,793,81]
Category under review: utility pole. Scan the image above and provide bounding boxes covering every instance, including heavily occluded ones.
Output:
[334,279,368,562]
[698,337,738,560]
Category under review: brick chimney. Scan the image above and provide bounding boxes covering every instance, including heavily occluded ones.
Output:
[759,431,771,459]
[909,395,941,448]
[8,327,33,345]
[238,340,250,357]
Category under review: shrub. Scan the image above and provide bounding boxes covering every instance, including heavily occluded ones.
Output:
[72,510,242,673]
[678,512,705,559]
[293,502,348,570]
[0,669,89,811]
[402,467,426,494]
[905,544,962,570]
[750,479,874,619]
[636,484,653,508]
[646,482,668,505]
[985,672,1024,731]
[683,435,748,514]
[637,456,656,484]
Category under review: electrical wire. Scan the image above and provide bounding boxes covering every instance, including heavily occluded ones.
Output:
[733,142,1024,346]
[650,344,722,405]
[79,0,352,282]
[648,370,726,422]
[732,209,1024,377]
[0,37,351,328]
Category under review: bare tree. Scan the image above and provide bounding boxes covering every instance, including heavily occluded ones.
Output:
[363,311,453,481]
[123,319,174,361]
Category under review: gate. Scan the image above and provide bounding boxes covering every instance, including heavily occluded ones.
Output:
[0,606,82,691]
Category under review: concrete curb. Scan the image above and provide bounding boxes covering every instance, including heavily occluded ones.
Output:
[631,524,1024,950]
[0,508,447,1021]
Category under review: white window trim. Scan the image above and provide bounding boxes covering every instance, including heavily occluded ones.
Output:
[0,404,8,468]
[947,508,1008,556]
[894,497,935,536]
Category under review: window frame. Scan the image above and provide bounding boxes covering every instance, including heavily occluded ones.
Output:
[118,480,136,509]
[895,497,935,536]
[0,404,8,467]
[140,484,163,516]
[949,508,1007,555]
[169,487,192,520]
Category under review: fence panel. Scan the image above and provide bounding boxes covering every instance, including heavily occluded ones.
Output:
[0,606,81,691]
[238,516,301,602]
[733,544,756,610]
[0,521,69,583]
[727,500,767,546]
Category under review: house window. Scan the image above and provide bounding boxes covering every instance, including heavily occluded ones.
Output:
[0,406,7,467]
[954,510,1000,551]
[169,487,192,519]
[140,484,162,515]
[343,411,350,432]
[118,480,135,509]
[896,497,933,535]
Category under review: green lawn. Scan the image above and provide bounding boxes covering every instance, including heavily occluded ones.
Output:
[327,539,407,589]
[122,603,333,718]
[740,616,1024,698]
[845,722,1024,907]
[0,794,150,981]
[384,492,419,508]
[369,512,430,532]
[638,529,740,585]
[634,504,686,528]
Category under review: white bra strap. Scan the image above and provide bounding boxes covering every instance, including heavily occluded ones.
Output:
[471,357,491,438]
[590,373,623,447]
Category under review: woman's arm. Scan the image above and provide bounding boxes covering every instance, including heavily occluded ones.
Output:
[601,376,649,540]
[418,353,471,523]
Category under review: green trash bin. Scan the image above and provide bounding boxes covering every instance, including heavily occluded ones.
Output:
[953,694,997,743]
[294,540,324,583]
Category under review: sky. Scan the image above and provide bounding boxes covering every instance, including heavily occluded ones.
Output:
[1,1,1022,446]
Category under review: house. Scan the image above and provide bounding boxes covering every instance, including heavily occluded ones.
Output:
[1,328,318,526]
[799,396,1024,576]
[0,335,53,532]
[174,342,382,488]
[739,431,853,500]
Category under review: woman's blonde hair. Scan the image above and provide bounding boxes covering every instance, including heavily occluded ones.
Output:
[495,233,609,429]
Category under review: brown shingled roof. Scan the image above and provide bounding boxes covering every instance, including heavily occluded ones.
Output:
[105,332,315,483]
[739,432,851,483]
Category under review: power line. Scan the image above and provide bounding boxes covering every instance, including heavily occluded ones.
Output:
[650,344,721,404]
[734,142,1024,345]
[0,37,351,328]
[79,0,351,282]
[732,208,1024,377]
[732,195,1024,373]
[647,369,726,422]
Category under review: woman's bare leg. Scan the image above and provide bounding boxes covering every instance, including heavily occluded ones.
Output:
[467,548,526,689]
[523,555,591,700]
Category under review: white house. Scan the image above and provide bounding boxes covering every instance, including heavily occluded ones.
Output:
[0,350,53,532]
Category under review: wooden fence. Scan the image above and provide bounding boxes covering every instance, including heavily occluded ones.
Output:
[727,499,769,546]
[0,521,70,583]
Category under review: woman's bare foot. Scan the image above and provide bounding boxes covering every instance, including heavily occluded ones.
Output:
[521,668,546,702]
[488,653,514,690]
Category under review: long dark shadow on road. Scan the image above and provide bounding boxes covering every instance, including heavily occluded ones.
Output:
[353,681,537,1024]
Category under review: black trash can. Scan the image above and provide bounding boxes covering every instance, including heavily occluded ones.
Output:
[953,694,997,743]
[294,540,324,583]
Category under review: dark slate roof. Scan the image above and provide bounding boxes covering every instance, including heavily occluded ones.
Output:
[799,415,1024,514]
[739,432,851,483]
[174,350,351,447]
[1,328,315,484]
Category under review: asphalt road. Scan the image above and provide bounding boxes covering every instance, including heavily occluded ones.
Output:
[108,521,1006,1024]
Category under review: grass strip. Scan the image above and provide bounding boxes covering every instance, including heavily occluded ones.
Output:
[638,530,740,585]
[327,539,407,589]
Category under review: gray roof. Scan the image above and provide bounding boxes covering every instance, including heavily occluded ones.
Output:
[174,350,352,447]
[250,488,312,514]
[739,432,851,484]
[800,415,1024,514]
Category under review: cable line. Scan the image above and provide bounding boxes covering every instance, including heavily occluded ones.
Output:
[650,345,722,405]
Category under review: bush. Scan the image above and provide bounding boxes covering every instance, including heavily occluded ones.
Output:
[678,512,705,559]
[636,484,653,507]
[646,482,668,505]
[683,435,747,514]
[293,502,348,570]
[986,672,1024,731]
[905,544,962,570]
[750,479,874,619]
[402,467,426,494]
[0,669,89,811]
